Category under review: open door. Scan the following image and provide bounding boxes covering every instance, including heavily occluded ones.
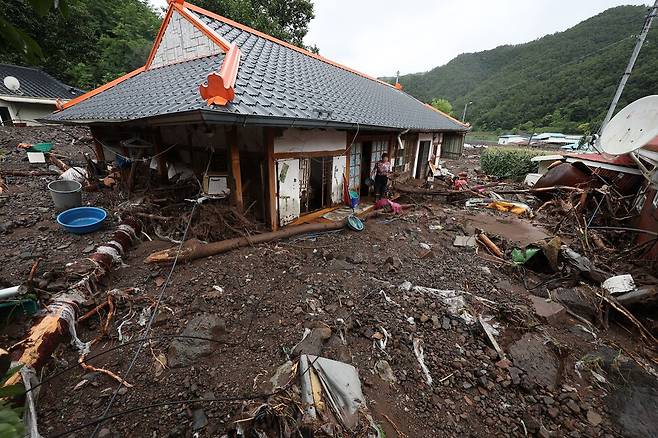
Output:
[276,158,300,226]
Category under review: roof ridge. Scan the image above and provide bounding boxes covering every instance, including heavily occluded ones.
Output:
[183,1,396,89]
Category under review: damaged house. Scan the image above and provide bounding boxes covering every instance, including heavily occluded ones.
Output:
[47,0,468,229]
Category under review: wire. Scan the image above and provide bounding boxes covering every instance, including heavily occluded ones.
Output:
[24,335,237,394]
[89,190,200,438]
[96,138,178,163]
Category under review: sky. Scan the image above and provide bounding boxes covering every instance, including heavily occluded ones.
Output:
[149,0,650,77]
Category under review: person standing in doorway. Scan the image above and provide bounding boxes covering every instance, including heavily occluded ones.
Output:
[373,153,392,200]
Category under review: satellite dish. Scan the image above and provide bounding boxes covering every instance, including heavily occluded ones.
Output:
[599,95,658,155]
[3,76,20,92]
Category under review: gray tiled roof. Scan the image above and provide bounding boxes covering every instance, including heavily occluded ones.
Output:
[0,64,82,100]
[48,9,466,132]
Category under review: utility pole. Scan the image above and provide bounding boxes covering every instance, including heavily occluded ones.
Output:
[600,1,658,133]
[462,101,473,122]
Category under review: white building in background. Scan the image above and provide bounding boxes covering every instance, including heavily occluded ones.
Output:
[0,64,82,126]
[498,134,529,145]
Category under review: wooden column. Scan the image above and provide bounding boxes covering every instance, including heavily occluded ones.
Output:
[93,139,106,163]
[153,132,168,183]
[264,127,278,231]
[228,127,244,211]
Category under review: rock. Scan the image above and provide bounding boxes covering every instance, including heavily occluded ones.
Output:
[293,306,303,315]
[400,281,412,291]
[374,359,397,384]
[509,333,558,390]
[385,256,402,272]
[543,396,555,406]
[496,358,512,369]
[566,399,581,414]
[586,409,602,426]
[420,243,431,250]
[548,407,559,418]
[167,314,227,368]
[346,253,365,264]
[270,361,293,390]
[442,317,451,330]
[529,295,566,324]
[192,409,208,430]
[508,367,522,385]
[98,428,111,438]
[420,314,429,323]
[431,315,440,328]
[291,326,332,357]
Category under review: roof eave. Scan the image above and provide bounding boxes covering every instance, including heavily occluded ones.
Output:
[45,109,469,133]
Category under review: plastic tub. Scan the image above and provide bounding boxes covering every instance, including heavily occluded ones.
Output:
[57,207,107,234]
[48,180,82,210]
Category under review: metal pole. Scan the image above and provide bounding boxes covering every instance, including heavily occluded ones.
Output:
[462,101,472,122]
[600,1,658,133]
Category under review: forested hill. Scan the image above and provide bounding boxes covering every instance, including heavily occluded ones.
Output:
[387,5,658,133]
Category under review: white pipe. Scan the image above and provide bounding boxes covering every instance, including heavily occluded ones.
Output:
[397,128,410,150]
[0,286,20,300]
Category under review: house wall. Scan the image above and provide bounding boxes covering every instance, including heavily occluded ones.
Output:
[274,128,346,155]
[0,99,56,126]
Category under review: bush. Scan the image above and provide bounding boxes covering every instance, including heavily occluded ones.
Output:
[480,147,546,181]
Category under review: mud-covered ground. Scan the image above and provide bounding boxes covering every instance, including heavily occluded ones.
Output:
[1,126,656,438]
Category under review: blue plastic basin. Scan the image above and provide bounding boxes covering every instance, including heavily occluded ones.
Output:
[56,207,107,234]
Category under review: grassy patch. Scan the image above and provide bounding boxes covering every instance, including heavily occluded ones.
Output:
[480,147,549,181]
[466,131,498,142]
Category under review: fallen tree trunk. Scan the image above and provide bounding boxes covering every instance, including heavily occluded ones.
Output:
[147,199,424,266]
[146,220,347,264]
[145,203,420,264]
[0,170,59,177]
[4,219,142,387]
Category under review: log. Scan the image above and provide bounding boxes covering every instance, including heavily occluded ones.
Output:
[3,219,141,387]
[145,220,347,264]
[145,203,419,264]
[48,155,70,172]
[0,170,59,176]
[477,233,504,258]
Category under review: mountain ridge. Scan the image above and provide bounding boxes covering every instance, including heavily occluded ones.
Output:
[385,5,658,133]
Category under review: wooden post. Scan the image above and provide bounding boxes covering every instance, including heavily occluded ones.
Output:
[153,131,168,183]
[228,127,244,211]
[93,139,106,163]
[264,127,278,231]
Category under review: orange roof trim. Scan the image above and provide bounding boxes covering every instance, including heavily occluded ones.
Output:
[144,6,176,69]
[59,66,146,111]
[424,103,470,129]
[173,3,232,53]
[199,43,241,106]
[182,1,395,89]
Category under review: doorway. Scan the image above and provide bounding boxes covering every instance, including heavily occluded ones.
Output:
[416,140,431,179]
[0,107,12,126]
[300,156,333,214]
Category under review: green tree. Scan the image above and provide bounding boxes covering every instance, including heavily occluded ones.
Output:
[194,0,315,48]
[0,0,160,90]
[430,98,453,115]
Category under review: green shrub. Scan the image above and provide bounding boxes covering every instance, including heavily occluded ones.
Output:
[480,147,547,181]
